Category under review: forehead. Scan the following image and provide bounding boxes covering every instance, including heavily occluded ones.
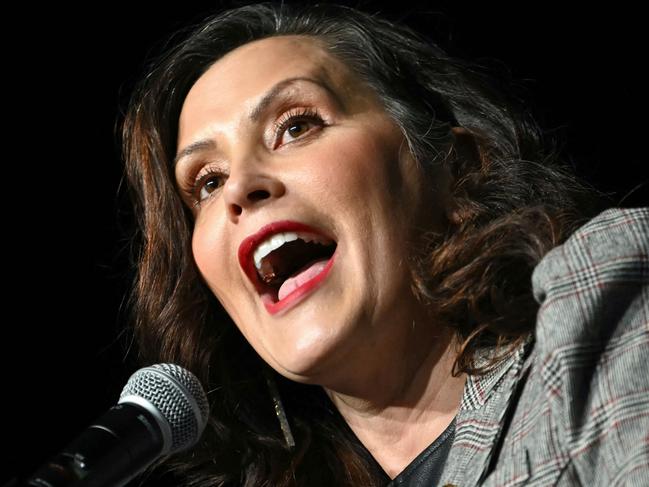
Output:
[190,35,348,94]
[178,35,377,134]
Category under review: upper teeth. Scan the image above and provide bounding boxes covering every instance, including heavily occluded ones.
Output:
[253,232,331,270]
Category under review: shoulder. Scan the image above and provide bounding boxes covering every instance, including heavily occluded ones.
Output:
[532,206,647,299]
[531,206,647,353]
[440,208,649,487]
[529,206,649,484]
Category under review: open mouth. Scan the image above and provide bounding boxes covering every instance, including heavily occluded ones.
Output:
[239,222,338,315]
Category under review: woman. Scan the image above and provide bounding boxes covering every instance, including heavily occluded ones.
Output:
[119,2,648,486]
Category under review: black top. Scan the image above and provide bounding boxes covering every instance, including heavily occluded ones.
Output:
[381,416,457,486]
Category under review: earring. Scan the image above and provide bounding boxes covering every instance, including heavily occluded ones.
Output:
[262,366,296,449]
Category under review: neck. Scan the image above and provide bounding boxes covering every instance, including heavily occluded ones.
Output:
[323,327,467,479]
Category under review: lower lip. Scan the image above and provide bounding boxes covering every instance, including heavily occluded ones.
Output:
[261,252,337,315]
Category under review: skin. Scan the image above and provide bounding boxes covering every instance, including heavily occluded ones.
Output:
[175,35,468,479]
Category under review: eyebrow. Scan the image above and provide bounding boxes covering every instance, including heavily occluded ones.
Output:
[174,76,340,168]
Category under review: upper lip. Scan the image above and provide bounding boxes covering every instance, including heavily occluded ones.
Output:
[238,220,335,294]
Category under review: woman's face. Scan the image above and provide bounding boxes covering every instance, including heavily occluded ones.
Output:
[175,35,448,384]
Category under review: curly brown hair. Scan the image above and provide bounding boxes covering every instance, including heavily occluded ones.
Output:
[118,2,608,485]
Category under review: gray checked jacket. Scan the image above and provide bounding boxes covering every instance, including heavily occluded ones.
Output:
[437,207,649,486]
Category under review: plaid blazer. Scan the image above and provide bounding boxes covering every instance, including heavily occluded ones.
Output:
[437,207,649,487]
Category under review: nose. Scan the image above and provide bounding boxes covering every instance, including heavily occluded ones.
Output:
[222,168,285,221]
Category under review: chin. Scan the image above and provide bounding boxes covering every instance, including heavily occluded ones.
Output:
[264,322,355,383]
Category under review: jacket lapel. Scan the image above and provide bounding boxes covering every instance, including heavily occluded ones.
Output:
[439,335,534,486]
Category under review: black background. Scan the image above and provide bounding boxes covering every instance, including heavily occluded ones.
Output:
[6,0,646,484]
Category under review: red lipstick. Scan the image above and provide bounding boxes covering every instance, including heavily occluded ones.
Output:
[238,220,337,315]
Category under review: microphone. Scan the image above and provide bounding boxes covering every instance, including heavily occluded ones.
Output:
[24,363,209,487]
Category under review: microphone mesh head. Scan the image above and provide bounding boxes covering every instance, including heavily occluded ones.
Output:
[119,363,209,454]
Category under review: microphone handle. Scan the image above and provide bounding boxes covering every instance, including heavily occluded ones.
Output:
[24,402,165,487]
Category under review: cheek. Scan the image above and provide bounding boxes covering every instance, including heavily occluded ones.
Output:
[192,225,243,319]
[311,126,411,219]
[191,225,254,338]
[191,213,230,291]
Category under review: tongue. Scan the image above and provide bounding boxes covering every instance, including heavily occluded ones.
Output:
[278,258,329,301]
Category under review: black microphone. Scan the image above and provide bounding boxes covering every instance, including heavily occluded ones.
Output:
[23,363,209,487]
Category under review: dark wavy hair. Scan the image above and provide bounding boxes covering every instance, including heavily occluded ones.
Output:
[118,2,608,485]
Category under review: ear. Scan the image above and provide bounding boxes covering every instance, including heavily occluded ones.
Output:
[443,127,484,226]
[448,126,483,175]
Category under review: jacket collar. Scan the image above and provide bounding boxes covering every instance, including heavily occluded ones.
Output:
[460,334,534,411]
[440,334,535,486]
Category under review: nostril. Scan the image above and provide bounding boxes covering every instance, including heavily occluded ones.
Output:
[248,189,270,202]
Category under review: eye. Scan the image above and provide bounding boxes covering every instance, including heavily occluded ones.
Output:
[180,166,227,209]
[273,107,325,147]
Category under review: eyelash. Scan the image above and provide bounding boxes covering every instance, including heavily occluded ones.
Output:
[181,107,326,208]
[272,107,324,147]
